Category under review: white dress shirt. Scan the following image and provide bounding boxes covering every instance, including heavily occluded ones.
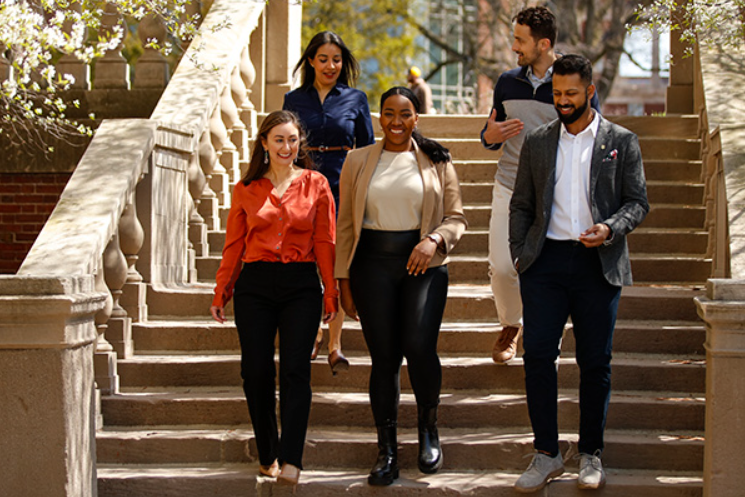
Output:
[546,111,600,241]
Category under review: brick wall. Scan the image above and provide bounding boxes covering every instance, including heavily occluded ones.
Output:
[0,173,71,274]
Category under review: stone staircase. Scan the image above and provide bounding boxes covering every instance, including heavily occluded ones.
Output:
[97,114,707,496]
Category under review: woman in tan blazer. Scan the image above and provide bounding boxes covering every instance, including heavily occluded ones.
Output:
[334,87,467,486]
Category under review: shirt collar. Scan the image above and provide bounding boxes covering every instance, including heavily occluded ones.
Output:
[560,109,599,139]
[526,65,553,86]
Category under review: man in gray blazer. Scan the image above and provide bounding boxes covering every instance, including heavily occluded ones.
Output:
[509,55,649,493]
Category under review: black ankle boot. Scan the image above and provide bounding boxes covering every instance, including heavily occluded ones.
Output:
[368,421,399,486]
[417,405,443,474]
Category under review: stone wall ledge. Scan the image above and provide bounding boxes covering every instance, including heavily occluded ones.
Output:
[0,275,106,349]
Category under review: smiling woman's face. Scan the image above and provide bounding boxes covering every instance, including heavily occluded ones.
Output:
[261,122,300,167]
[379,94,418,152]
[310,43,343,89]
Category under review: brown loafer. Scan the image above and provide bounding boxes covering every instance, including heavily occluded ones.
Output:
[310,334,323,361]
[492,326,521,364]
[328,349,350,375]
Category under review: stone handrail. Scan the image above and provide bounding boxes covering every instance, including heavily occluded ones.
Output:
[688,34,745,497]
[692,45,731,279]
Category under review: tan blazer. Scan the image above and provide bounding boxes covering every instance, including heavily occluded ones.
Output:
[335,140,467,279]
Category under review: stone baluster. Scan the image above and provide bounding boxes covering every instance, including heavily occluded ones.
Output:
[239,46,258,140]
[103,228,134,359]
[198,129,221,231]
[231,65,252,177]
[94,256,119,395]
[120,193,148,324]
[134,12,169,88]
[209,105,231,209]
[94,2,130,89]
[56,2,90,89]
[221,82,244,184]
[188,151,209,257]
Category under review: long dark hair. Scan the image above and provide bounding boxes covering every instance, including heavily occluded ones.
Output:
[379,87,451,164]
[241,110,315,185]
[293,31,360,90]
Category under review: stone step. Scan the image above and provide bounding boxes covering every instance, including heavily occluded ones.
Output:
[443,254,710,285]
[453,160,703,186]
[637,137,701,161]
[97,427,703,472]
[196,252,710,286]
[408,114,700,140]
[643,160,703,182]
[459,181,704,206]
[114,354,705,395]
[101,390,704,432]
[97,465,703,497]
[462,204,706,229]
[453,160,498,183]
[146,284,703,322]
[131,319,705,357]
[451,228,708,256]
[428,137,701,162]
[607,114,699,139]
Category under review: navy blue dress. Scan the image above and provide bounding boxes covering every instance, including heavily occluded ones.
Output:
[283,83,375,206]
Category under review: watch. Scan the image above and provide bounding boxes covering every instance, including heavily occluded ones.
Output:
[426,233,442,246]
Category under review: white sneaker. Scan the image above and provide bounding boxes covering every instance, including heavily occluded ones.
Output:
[515,452,565,493]
[577,452,606,490]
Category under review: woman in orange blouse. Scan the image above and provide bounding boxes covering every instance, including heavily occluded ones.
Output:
[210,110,338,486]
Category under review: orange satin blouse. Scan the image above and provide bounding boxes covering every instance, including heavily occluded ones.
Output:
[212,169,338,312]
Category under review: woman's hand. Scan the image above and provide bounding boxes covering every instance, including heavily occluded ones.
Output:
[407,237,438,276]
[339,279,359,321]
[322,311,338,324]
[210,305,227,323]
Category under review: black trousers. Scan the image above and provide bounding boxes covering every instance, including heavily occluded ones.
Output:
[233,262,322,469]
[350,229,449,426]
[519,239,621,456]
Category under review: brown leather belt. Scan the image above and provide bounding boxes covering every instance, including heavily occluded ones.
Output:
[307,145,352,152]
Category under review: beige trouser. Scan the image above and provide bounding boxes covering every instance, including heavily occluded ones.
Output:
[488,181,523,327]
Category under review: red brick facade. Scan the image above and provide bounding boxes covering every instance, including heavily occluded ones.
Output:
[0,173,71,274]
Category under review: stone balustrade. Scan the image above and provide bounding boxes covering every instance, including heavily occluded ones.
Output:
[0,1,299,495]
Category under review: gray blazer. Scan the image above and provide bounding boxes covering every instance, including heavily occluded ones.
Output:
[509,115,649,287]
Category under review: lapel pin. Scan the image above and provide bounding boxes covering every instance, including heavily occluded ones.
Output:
[601,144,606,150]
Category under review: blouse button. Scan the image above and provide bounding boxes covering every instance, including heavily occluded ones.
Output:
[276,246,280,250]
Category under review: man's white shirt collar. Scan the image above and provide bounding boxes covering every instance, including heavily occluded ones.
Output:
[560,109,600,139]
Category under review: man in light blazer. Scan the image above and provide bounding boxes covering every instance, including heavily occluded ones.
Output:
[509,55,649,493]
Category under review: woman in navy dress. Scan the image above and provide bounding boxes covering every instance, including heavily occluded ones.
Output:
[284,31,375,374]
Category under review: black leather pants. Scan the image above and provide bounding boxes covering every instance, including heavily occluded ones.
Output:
[350,229,448,425]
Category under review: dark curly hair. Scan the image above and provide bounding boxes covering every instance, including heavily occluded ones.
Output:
[513,6,557,47]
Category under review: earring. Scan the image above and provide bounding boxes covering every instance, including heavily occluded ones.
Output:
[264,150,269,164]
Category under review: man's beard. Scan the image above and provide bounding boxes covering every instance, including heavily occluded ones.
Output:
[555,95,589,125]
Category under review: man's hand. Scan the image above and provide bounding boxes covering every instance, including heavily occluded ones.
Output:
[579,223,611,248]
[483,109,524,145]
